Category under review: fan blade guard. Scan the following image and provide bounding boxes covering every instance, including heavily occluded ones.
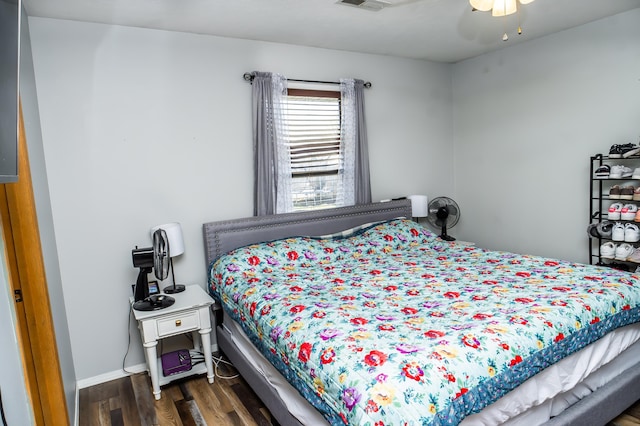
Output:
[427,196,461,230]
[153,229,171,281]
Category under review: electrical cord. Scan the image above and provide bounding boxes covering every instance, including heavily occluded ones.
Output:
[212,354,240,380]
[122,303,168,374]
[0,388,8,426]
[122,304,136,374]
[122,303,166,374]
[188,349,238,379]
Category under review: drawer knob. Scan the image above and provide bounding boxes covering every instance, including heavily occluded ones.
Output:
[175,319,182,327]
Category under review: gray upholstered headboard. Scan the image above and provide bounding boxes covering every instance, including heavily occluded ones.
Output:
[202,199,412,269]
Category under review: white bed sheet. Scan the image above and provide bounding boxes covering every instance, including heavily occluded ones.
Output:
[222,311,640,425]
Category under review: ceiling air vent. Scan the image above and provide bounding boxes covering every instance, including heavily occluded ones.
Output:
[336,0,391,12]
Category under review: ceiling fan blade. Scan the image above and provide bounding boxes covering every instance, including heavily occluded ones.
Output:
[470,0,493,11]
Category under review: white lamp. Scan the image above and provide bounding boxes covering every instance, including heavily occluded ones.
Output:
[151,222,185,294]
[408,195,429,222]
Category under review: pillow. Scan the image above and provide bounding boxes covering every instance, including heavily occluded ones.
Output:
[310,220,388,240]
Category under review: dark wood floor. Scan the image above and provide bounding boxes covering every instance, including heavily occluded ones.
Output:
[609,402,640,426]
[80,356,640,426]
[79,357,275,426]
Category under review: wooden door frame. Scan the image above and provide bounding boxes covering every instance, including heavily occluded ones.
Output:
[0,104,69,425]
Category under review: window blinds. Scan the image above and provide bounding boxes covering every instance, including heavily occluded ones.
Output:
[284,92,342,210]
[285,95,341,176]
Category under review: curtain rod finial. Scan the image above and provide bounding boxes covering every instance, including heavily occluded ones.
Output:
[243,72,254,82]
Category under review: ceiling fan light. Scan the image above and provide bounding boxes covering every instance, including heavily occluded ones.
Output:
[470,0,493,12]
[518,0,535,4]
[491,0,517,16]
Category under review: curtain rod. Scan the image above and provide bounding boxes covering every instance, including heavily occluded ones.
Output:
[243,72,371,89]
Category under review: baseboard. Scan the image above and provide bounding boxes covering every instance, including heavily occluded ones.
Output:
[76,362,147,389]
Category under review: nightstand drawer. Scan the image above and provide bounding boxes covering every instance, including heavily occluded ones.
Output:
[157,312,200,337]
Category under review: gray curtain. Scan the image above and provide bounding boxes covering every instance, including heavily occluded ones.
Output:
[252,72,289,216]
[351,79,372,204]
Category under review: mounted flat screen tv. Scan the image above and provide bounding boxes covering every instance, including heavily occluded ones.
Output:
[0,0,20,183]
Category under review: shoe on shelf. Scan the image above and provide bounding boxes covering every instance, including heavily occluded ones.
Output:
[633,168,640,180]
[615,243,634,261]
[608,202,623,220]
[609,143,637,158]
[628,248,640,263]
[609,144,624,158]
[621,186,636,200]
[621,204,639,220]
[610,165,634,179]
[625,223,640,242]
[597,221,614,239]
[601,241,617,259]
[609,185,622,199]
[612,222,626,241]
[589,222,614,238]
[623,144,640,158]
[595,165,611,178]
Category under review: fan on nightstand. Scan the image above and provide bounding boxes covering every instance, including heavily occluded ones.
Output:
[427,196,461,241]
[151,223,186,294]
[131,228,175,311]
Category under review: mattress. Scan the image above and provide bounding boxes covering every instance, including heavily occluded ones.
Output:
[223,310,640,425]
[210,219,640,425]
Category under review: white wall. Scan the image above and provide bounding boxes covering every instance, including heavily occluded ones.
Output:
[452,9,640,262]
[28,18,453,381]
[20,10,77,418]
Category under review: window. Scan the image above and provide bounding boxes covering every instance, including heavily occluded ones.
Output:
[284,89,343,211]
[251,72,370,216]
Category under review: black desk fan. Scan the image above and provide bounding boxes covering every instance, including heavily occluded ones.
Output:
[427,196,461,241]
[131,228,175,311]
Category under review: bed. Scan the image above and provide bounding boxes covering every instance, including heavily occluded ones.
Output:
[202,199,640,425]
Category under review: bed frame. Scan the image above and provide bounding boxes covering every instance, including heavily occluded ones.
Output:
[202,200,640,426]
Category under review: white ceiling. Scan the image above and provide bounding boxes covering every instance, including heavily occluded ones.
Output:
[23,0,640,63]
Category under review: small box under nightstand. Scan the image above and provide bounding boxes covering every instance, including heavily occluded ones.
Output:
[161,349,192,376]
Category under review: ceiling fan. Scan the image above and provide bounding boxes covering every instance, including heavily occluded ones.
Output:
[470,0,536,40]
[470,0,534,16]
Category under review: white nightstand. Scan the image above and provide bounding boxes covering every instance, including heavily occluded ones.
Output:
[131,285,215,400]
[435,237,475,246]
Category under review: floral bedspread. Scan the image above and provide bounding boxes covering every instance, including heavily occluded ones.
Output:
[209,219,640,426]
